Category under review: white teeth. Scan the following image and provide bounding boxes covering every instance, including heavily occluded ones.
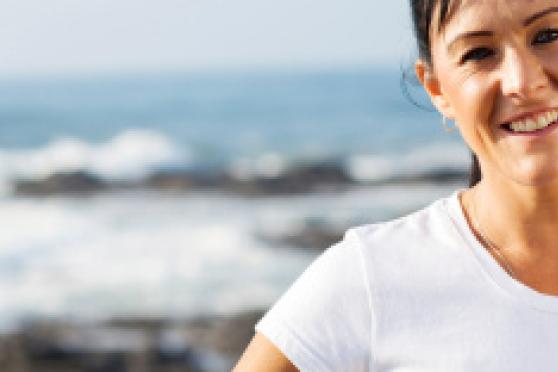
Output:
[526,119,537,131]
[509,110,558,132]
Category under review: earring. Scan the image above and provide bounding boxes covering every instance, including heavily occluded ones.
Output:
[442,116,456,133]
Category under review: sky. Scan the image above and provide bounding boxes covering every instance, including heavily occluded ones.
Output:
[0,0,415,78]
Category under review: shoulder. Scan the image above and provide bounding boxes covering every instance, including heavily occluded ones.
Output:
[255,226,373,371]
[346,192,471,303]
[348,194,459,258]
[254,193,463,371]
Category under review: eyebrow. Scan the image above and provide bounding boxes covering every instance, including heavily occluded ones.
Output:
[446,6,558,54]
[447,31,493,54]
[524,6,558,26]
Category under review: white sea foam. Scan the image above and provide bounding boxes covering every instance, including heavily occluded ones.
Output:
[0,192,313,327]
[0,129,190,194]
[227,142,469,185]
[347,141,470,182]
[0,185,462,323]
[0,183,459,329]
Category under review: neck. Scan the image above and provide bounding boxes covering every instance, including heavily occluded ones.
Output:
[467,178,558,252]
[461,176,558,293]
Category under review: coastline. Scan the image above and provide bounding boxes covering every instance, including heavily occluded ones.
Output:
[0,68,471,370]
[0,310,264,371]
[0,179,467,371]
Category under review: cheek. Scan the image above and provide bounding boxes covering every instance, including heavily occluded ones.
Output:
[540,45,558,85]
[544,61,558,87]
[446,74,497,131]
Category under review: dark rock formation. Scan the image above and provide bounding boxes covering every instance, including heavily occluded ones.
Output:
[366,168,468,186]
[9,162,467,198]
[0,320,204,372]
[145,169,227,191]
[11,162,353,197]
[0,310,265,372]
[181,310,264,359]
[226,162,352,196]
[14,171,106,196]
[257,221,346,252]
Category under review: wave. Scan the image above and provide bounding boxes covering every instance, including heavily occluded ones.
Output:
[226,142,470,185]
[0,129,190,193]
[346,142,470,183]
[0,183,458,329]
[0,192,319,328]
[0,130,469,197]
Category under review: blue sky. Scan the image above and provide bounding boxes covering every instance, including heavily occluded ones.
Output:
[0,0,414,77]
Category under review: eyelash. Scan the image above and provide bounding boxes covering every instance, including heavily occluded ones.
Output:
[533,28,558,44]
[460,47,494,63]
[460,28,558,64]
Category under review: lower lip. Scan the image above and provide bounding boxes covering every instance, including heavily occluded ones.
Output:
[504,120,558,137]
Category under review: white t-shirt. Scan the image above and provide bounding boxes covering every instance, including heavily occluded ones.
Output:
[256,191,558,371]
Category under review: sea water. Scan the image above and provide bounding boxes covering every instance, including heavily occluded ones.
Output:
[0,67,469,330]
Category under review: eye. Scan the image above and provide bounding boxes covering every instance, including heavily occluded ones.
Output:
[460,47,494,64]
[533,28,558,44]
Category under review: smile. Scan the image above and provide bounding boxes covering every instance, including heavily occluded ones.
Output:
[502,110,558,134]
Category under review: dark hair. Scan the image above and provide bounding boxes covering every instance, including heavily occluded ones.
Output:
[409,0,481,187]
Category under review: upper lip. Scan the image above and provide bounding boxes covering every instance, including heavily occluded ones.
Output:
[500,107,558,127]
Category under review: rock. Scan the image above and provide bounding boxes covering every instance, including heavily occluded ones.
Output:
[0,320,204,372]
[226,162,352,196]
[257,221,345,251]
[0,310,265,372]
[182,310,264,359]
[14,171,106,196]
[412,168,468,184]
[9,161,467,198]
[366,168,468,186]
[146,162,353,196]
[145,170,226,191]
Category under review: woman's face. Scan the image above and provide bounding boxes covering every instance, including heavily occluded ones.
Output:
[424,0,558,186]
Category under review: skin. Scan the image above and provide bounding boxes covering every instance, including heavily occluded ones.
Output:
[236,0,558,369]
[417,0,558,294]
[234,332,298,371]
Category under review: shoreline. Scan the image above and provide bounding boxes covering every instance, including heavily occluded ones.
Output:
[11,160,468,198]
[0,309,264,371]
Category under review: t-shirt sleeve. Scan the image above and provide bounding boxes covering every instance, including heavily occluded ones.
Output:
[255,229,372,372]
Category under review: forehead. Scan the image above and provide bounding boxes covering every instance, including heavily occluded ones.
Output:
[440,0,556,35]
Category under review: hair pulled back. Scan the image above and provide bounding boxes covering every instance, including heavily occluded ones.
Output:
[409,0,481,187]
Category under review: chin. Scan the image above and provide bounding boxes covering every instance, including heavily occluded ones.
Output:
[507,162,558,188]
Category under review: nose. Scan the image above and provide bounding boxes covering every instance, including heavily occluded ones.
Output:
[500,47,550,102]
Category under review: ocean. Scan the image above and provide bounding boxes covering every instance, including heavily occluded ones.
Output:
[0,67,470,331]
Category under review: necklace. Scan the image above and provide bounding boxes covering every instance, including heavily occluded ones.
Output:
[470,199,518,280]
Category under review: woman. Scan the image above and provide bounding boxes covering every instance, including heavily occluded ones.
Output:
[235,0,558,370]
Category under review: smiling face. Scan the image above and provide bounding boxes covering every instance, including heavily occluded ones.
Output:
[418,0,558,187]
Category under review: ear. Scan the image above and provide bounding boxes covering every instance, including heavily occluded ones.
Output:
[415,60,455,119]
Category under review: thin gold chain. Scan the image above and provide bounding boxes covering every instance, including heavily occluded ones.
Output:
[471,200,517,280]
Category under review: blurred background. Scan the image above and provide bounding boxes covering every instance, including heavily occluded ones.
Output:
[0,0,470,370]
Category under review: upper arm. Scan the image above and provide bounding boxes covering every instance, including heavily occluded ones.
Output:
[237,231,373,371]
[233,332,298,372]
